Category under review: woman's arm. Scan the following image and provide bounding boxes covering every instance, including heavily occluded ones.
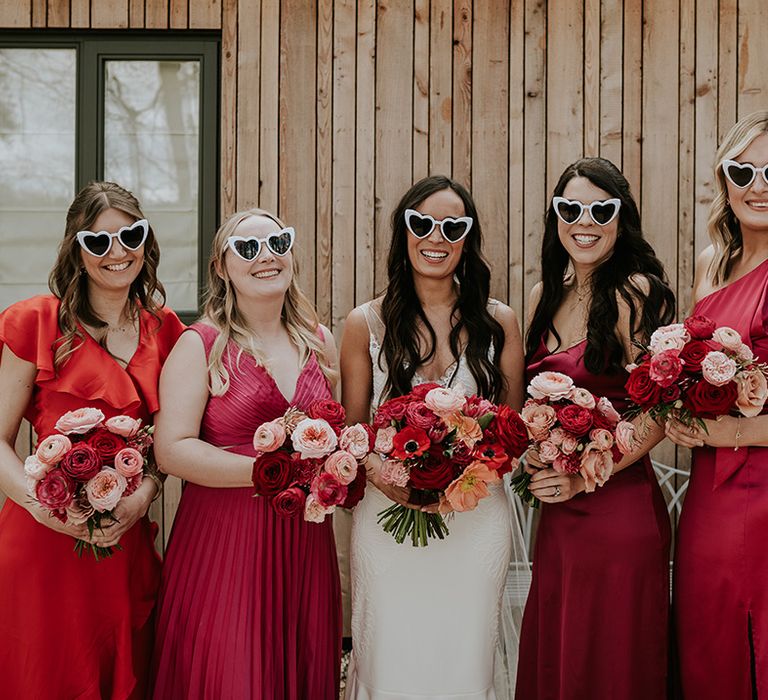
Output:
[495,303,525,411]
[153,331,253,487]
[318,323,340,401]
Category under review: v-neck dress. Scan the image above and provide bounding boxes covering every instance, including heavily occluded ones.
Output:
[151,322,342,700]
[0,294,185,700]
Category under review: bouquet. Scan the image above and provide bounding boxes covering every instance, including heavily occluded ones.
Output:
[625,315,768,426]
[510,371,637,508]
[372,383,528,546]
[25,407,154,559]
[251,399,373,521]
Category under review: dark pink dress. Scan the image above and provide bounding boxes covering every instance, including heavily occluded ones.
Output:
[516,340,671,699]
[152,323,342,699]
[674,258,768,699]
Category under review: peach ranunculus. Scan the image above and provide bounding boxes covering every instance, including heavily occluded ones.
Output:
[85,468,127,512]
[55,407,105,435]
[444,461,499,512]
[104,415,141,437]
[648,323,690,354]
[253,419,287,453]
[712,326,744,352]
[379,459,410,487]
[339,424,372,460]
[424,386,466,416]
[735,367,768,418]
[527,371,575,401]
[521,401,558,441]
[701,351,738,386]
[615,420,637,455]
[444,413,483,448]
[304,494,333,523]
[570,388,596,409]
[324,450,358,485]
[374,426,397,454]
[537,440,560,463]
[589,428,614,451]
[595,396,621,424]
[24,454,52,481]
[737,343,755,363]
[114,448,145,478]
[580,445,614,493]
[35,434,72,465]
[291,418,338,459]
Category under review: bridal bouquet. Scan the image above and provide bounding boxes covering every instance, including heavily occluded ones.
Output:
[372,383,528,546]
[510,372,637,508]
[25,407,154,560]
[251,399,373,522]
[624,315,768,426]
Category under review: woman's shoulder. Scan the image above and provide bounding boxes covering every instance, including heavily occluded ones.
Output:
[0,294,60,323]
[0,295,60,369]
[487,297,518,325]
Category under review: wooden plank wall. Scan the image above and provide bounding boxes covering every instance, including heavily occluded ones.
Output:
[2,0,767,541]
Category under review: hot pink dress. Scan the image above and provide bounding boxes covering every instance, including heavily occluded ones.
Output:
[674,257,768,698]
[151,323,342,700]
[516,339,671,699]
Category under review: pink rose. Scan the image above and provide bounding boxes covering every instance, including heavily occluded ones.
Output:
[580,445,614,492]
[24,454,52,481]
[379,459,410,487]
[404,401,441,431]
[114,448,144,478]
[537,440,560,463]
[712,326,744,352]
[701,351,738,386]
[65,496,95,526]
[648,323,690,354]
[253,420,287,453]
[527,371,575,401]
[35,434,72,465]
[291,418,338,459]
[424,387,466,416]
[324,450,359,485]
[521,401,557,441]
[85,468,127,512]
[649,349,684,388]
[595,397,620,424]
[736,367,768,418]
[35,468,75,511]
[54,407,105,435]
[304,494,333,523]
[548,427,566,446]
[311,472,348,508]
[339,424,373,460]
[570,388,596,409]
[374,426,397,454]
[589,428,614,451]
[462,395,496,418]
[104,415,141,437]
[615,420,637,455]
[560,434,579,455]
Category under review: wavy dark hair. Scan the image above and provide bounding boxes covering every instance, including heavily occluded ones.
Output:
[525,157,675,374]
[380,175,505,401]
[48,181,165,368]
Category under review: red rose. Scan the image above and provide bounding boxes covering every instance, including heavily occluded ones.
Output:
[307,399,346,434]
[311,472,348,507]
[492,405,529,458]
[272,486,307,517]
[408,445,456,491]
[625,364,663,408]
[341,466,367,509]
[391,426,431,459]
[684,379,738,418]
[556,404,594,437]
[404,401,441,431]
[660,384,681,402]
[60,443,102,481]
[410,383,441,400]
[85,428,127,465]
[36,468,75,511]
[373,396,411,429]
[684,315,716,339]
[252,451,292,496]
[679,340,710,374]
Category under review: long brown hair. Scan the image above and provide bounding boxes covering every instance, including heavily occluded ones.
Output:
[48,181,165,368]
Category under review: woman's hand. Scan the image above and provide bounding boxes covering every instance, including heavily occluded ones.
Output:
[365,453,421,510]
[29,503,89,539]
[527,467,586,503]
[523,448,546,475]
[87,478,155,548]
[665,416,738,449]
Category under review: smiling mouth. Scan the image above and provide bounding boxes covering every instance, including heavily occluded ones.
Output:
[420,250,449,261]
[104,262,131,272]
[746,201,768,210]
[253,269,280,279]
[572,234,600,247]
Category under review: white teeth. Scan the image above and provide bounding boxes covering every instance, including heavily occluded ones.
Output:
[573,235,599,245]
[748,202,768,209]
[105,262,130,271]
[254,269,279,279]
[421,250,448,260]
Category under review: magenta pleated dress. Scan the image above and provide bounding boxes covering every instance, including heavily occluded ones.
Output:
[516,339,671,699]
[674,258,768,698]
[152,323,342,699]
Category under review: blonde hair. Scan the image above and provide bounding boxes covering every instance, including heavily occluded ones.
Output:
[707,110,768,285]
[49,181,165,368]
[201,208,336,395]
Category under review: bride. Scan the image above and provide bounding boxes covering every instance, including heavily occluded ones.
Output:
[340,175,529,699]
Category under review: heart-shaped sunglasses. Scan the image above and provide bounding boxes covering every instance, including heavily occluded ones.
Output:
[404,209,473,244]
[225,227,295,261]
[552,197,621,226]
[721,160,768,189]
[76,219,149,257]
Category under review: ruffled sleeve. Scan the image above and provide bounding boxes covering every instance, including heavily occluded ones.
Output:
[0,295,59,381]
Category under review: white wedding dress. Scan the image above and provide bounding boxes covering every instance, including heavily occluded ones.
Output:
[345,301,528,700]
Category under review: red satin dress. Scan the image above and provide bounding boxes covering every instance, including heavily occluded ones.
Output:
[516,339,671,699]
[0,294,184,699]
[151,323,342,700]
[674,257,768,698]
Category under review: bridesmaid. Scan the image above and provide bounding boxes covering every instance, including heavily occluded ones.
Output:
[516,157,676,699]
[0,181,183,698]
[666,111,768,698]
[151,208,342,699]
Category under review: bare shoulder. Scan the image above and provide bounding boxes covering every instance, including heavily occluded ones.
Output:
[528,281,543,309]
[166,328,207,364]
[693,245,717,302]
[490,300,520,332]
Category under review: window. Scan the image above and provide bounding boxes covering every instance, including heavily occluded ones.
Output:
[0,34,218,321]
